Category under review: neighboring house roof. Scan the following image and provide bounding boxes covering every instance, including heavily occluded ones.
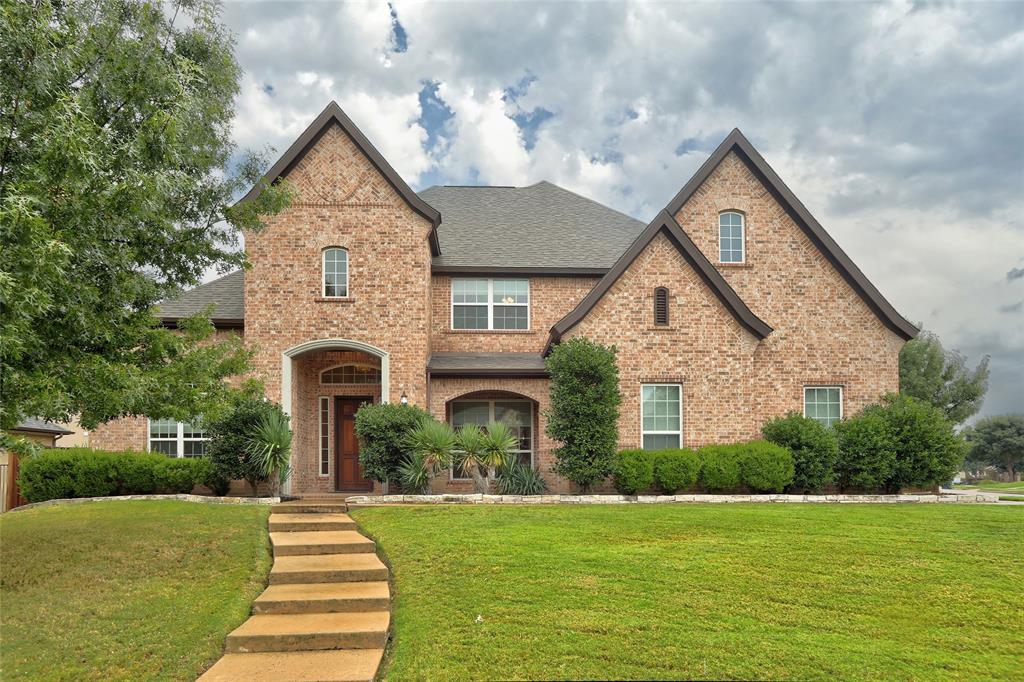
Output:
[12,418,74,436]
[157,270,244,327]
[422,182,646,274]
[237,101,442,257]
[546,210,774,353]
[427,352,548,377]
[666,129,919,340]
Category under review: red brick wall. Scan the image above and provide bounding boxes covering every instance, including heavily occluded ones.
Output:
[430,275,599,353]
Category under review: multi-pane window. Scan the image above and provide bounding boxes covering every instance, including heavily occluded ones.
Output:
[322,248,349,297]
[804,386,842,427]
[451,278,529,330]
[319,396,330,476]
[719,212,745,263]
[641,384,682,450]
[450,400,533,479]
[321,364,381,384]
[149,419,209,458]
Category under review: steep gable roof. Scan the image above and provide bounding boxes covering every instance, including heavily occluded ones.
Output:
[666,129,918,340]
[421,181,646,273]
[546,210,773,352]
[238,101,442,256]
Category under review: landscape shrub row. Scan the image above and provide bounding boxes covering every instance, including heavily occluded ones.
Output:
[17,448,213,504]
[612,441,794,495]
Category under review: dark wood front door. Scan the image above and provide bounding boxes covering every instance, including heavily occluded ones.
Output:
[336,397,374,491]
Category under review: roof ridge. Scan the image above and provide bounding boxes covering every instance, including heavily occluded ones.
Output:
[529,180,645,226]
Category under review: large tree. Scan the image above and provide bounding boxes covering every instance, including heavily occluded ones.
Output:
[898,330,989,425]
[964,415,1024,481]
[0,0,290,430]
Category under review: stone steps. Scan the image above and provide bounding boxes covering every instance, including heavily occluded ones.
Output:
[269,513,357,532]
[270,531,375,556]
[253,582,391,614]
[197,650,384,682]
[270,553,389,585]
[224,612,390,653]
[200,497,392,680]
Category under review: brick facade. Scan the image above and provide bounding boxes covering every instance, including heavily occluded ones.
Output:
[92,112,908,495]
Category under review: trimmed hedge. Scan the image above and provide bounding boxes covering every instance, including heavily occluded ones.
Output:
[697,445,742,492]
[738,441,795,493]
[611,449,654,495]
[17,448,213,504]
[762,412,838,492]
[652,448,700,493]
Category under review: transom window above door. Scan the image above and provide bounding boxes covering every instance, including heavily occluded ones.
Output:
[321,364,381,384]
[322,247,349,297]
[451,278,529,330]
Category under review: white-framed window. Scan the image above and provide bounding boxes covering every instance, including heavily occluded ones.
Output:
[640,384,682,450]
[804,386,843,428]
[321,364,381,385]
[322,247,349,297]
[148,419,209,457]
[451,278,529,330]
[719,212,745,263]
[450,400,533,479]
[319,396,330,476]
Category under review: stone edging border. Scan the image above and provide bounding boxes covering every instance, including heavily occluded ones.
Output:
[347,492,1000,505]
[9,494,281,513]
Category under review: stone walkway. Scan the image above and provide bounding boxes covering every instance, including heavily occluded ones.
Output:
[199,498,390,682]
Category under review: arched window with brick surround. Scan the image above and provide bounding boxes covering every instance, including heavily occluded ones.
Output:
[718,211,745,263]
[322,247,348,297]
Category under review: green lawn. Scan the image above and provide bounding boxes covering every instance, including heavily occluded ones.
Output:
[352,504,1023,681]
[0,501,271,681]
[956,482,1024,493]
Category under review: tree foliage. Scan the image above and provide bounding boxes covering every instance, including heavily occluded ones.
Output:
[354,402,430,486]
[206,394,286,495]
[899,330,989,425]
[964,414,1024,481]
[0,0,292,430]
[545,337,622,491]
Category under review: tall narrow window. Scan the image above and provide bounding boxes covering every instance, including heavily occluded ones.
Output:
[654,287,669,326]
[319,396,330,476]
[641,384,682,450]
[804,386,843,427]
[322,248,348,297]
[719,212,745,263]
[451,278,529,330]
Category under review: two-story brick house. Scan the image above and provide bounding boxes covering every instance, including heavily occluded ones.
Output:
[91,101,917,494]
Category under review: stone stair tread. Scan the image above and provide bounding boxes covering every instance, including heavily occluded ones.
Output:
[270,513,354,524]
[271,531,373,547]
[257,582,390,602]
[272,553,386,573]
[197,649,383,682]
[231,611,390,637]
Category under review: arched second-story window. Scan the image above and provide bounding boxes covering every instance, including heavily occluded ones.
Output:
[719,212,745,263]
[322,247,348,297]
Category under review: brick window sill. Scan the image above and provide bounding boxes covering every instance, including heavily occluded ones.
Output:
[444,329,536,335]
[647,326,678,332]
[716,262,754,269]
[315,297,356,303]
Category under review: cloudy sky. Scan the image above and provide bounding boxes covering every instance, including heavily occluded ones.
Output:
[220,0,1023,418]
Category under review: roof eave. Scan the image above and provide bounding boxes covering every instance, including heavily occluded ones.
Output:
[159,317,244,330]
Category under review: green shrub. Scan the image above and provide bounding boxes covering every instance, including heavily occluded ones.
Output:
[206,396,287,495]
[881,394,967,490]
[354,402,431,488]
[496,459,549,496]
[738,441,795,493]
[834,407,896,491]
[397,453,432,494]
[612,449,654,495]
[761,412,838,492]
[546,338,623,491]
[651,449,700,493]
[17,449,211,503]
[698,445,741,492]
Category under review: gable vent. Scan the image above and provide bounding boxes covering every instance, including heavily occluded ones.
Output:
[654,287,669,326]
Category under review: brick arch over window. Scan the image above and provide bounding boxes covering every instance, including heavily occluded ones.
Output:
[444,390,540,474]
[320,363,381,385]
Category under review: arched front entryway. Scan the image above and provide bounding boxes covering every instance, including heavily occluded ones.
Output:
[281,339,390,494]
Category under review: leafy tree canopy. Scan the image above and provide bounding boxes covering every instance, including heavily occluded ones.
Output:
[899,330,989,425]
[0,0,291,429]
[964,414,1024,481]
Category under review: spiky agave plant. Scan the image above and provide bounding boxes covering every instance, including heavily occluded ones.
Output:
[406,419,456,472]
[246,410,293,496]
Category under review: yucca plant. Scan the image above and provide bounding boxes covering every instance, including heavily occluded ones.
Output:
[496,458,549,496]
[406,419,456,472]
[454,421,519,494]
[245,410,293,496]
[398,452,432,494]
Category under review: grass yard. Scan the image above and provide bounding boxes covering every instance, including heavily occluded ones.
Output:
[352,504,1023,681]
[956,482,1024,493]
[0,501,271,681]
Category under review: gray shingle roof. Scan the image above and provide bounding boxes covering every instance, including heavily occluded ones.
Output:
[421,181,646,271]
[157,270,244,323]
[13,417,74,435]
[427,352,548,377]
